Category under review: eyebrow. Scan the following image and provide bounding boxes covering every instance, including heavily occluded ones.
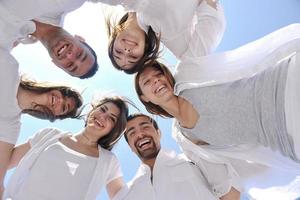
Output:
[103,105,118,119]
[81,52,87,63]
[126,121,151,134]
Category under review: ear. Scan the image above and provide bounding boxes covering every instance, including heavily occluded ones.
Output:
[74,35,85,42]
[157,129,162,139]
[140,94,150,103]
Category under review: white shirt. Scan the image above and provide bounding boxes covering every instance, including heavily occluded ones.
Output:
[113,150,229,200]
[0,48,22,144]
[92,0,225,59]
[4,128,123,200]
[0,0,86,49]
[16,141,98,200]
[132,0,225,58]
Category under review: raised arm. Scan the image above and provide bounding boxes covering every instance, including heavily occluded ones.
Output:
[183,0,226,57]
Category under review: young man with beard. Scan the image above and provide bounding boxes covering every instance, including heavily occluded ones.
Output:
[0,0,98,79]
[115,113,240,200]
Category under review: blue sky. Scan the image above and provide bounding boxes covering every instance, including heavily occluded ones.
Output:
[8,0,300,199]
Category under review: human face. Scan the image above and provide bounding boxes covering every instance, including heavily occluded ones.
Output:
[139,67,174,105]
[113,21,145,70]
[45,90,76,117]
[86,102,120,138]
[125,116,161,160]
[49,35,95,77]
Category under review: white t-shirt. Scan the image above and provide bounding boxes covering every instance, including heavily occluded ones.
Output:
[16,141,98,200]
[0,49,22,144]
[4,128,123,200]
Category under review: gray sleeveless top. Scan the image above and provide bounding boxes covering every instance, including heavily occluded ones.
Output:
[178,56,298,161]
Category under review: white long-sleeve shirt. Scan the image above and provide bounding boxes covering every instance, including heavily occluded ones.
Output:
[91,0,226,59]
[0,0,86,49]
[113,150,231,200]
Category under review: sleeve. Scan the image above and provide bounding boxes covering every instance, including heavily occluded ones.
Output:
[27,128,58,147]
[182,0,226,58]
[0,51,21,144]
[106,153,123,184]
[191,155,240,197]
[87,0,123,6]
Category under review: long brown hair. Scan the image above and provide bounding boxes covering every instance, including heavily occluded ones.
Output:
[86,96,129,151]
[135,61,175,118]
[20,77,83,122]
[107,12,160,74]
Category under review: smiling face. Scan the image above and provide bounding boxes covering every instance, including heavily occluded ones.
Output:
[86,102,121,139]
[44,90,76,117]
[112,15,146,70]
[125,116,161,160]
[48,35,95,77]
[138,67,174,105]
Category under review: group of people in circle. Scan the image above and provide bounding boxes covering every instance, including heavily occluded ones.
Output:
[1,0,300,199]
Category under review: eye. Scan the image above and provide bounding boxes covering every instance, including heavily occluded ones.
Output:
[143,80,150,86]
[76,51,82,59]
[109,116,116,124]
[100,107,105,113]
[115,49,122,55]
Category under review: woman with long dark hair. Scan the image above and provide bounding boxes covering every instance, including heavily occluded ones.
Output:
[4,95,129,200]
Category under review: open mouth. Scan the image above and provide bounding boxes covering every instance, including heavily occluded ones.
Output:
[123,39,137,46]
[136,138,152,150]
[155,85,168,94]
[94,118,104,128]
[57,44,69,58]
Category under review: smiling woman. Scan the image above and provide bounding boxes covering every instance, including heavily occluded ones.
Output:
[3,95,129,200]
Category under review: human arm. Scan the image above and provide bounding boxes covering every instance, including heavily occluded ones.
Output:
[107,177,125,199]
[0,141,14,199]
[8,141,31,169]
[220,187,240,200]
[182,0,226,57]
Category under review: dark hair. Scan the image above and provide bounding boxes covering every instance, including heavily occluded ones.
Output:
[135,60,175,118]
[20,78,83,122]
[124,113,159,143]
[107,12,160,74]
[86,96,129,151]
[79,41,99,79]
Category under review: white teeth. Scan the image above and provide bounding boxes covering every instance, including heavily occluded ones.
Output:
[138,139,150,148]
[95,119,103,127]
[58,44,67,56]
[155,85,166,94]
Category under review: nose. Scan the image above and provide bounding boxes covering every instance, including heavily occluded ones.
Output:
[124,47,131,53]
[66,49,76,60]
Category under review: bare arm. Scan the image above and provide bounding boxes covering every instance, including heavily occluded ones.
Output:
[106,177,125,200]
[220,187,240,200]
[205,0,219,10]
[0,141,14,198]
[8,141,31,169]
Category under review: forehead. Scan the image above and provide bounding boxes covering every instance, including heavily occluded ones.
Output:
[139,67,160,79]
[126,116,152,129]
[101,102,120,114]
[75,45,95,77]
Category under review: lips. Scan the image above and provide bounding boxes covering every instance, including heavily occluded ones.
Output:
[154,84,168,94]
[94,118,104,129]
[136,137,152,150]
[123,39,137,46]
[58,44,68,57]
